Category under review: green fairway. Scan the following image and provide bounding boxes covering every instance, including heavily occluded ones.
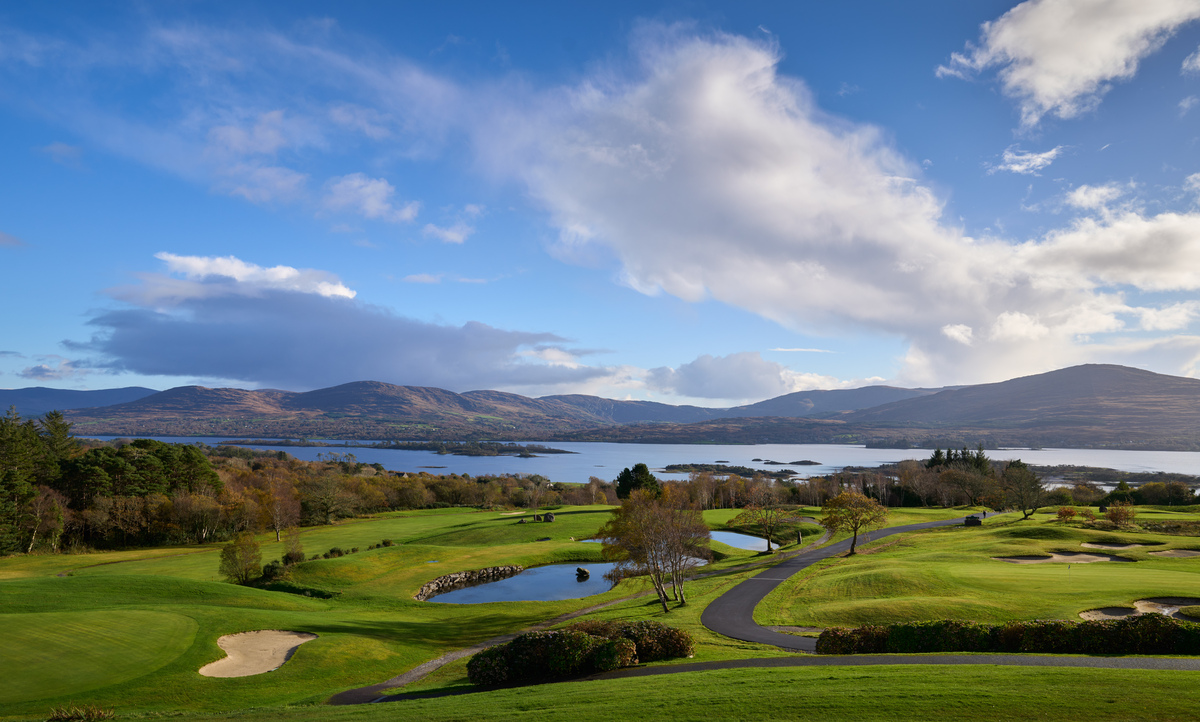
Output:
[756,517,1200,627]
[0,610,197,704]
[40,665,1200,722]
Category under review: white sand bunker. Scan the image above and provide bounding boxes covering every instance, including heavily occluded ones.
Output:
[199,630,317,678]
[993,552,1133,564]
[1150,549,1200,558]
[1080,598,1200,621]
[1081,542,1143,550]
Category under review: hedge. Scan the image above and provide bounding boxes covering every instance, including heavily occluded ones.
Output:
[566,620,694,661]
[467,621,693,686]
[815,614,1200,655]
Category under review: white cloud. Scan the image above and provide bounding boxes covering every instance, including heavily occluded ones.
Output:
[323,173,419,223]
[20,356,85,381]
[771,347,834,353]
[991,145,1063,175]
[422,222,474,244]
[1138,302,1200,331]
[1065,183,1124,210]
[220,164,309,204]
[109,253,356,306]
[939,0,1200,127]
[402,273,442,284]
[479,28,1200,387]
[647,352,841,401]
[1185,173,1200,197]
[1180,95,1199,116]
[1184,47,1200,74]
[329,104,391,140]
[941,324,974,346]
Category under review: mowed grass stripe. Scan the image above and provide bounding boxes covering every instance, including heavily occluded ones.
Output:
[0,609,198,704]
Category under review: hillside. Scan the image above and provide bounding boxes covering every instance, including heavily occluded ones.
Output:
[0,386,157,418]
[52,364,1200,449]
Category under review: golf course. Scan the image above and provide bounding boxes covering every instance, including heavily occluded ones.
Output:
[4,499,1200,721]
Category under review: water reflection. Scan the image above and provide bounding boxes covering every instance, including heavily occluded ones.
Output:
[429,562,620,603]
[710,530,770,551]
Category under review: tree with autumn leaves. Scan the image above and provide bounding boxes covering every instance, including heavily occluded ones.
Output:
[820,490,888,555]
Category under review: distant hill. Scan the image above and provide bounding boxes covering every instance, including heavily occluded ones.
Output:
[50,364,1200,449]
[0,386,158,419]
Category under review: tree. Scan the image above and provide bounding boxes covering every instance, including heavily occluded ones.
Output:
[1106,501,1137,527]
[729,487,801,552]
[615,463,660,499]
[219,532,262,584]
[598,490,709,612]
[1001,460,1044,520]
[820,491,888,555]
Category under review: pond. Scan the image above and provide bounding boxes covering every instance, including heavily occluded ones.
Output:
[429,562,621,603]
[710,530,770,551]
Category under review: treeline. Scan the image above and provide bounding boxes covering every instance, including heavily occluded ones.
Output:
[1,411,623,554]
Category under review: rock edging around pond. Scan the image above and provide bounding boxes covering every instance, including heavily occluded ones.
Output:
[415,565,524,601]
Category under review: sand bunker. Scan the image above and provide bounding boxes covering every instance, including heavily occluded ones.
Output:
[993,552,1133,564]
[199,630,317,678]
[1149,549,1200,558]
[1081,542,1143,550]
[499,511,525,516]
[1080,598,1200,621]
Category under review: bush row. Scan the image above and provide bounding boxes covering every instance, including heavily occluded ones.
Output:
[466,621,693,686]
[815,614,1200,655]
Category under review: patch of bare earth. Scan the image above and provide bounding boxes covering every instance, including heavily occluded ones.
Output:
[1081,598,1200,621]
[993,552,1133,564]
[1149,549,1200,558]
[199,630,318,678]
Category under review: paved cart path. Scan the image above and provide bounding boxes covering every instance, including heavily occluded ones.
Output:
[701,515,972,652]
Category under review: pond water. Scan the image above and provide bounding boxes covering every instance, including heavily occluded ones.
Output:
[90,438,1200,482]
[428,562,620,603]
[710,530,770,551]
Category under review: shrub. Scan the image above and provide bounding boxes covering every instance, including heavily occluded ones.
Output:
[566,620,693,661]
[351,547,359,553]
[282,548,306,566]
[260,560,286,582]
[589,637,638,672]
[814,625,888,654]
[466,644,510,686]
[46,705,115,721]
[1107,501,1137,527]
[381,539,394,547]
[887,620,993,653]
[1079,508,1096,522]
[326,547,346,558]
[1056,506,1077,522]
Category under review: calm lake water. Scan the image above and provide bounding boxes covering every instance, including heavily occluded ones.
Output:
[91,438,1200,482]
[710,530,771,551]
[428,561,619,603]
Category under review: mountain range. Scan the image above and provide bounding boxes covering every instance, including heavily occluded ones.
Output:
[4,364,1199,450]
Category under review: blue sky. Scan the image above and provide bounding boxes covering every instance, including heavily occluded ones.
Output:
[5,0,1200,405]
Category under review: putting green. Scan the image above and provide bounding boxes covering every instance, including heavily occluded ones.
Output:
[0,609,198,704]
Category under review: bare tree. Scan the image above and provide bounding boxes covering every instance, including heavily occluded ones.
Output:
[598,490,710,612]
[729,487,801,552]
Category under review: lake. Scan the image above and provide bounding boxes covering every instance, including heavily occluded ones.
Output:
[89,438,1200,482]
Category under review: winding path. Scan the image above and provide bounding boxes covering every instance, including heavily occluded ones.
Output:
[701,515,973,652]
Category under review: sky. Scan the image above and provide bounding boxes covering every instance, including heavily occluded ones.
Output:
[5,0,1200,406]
